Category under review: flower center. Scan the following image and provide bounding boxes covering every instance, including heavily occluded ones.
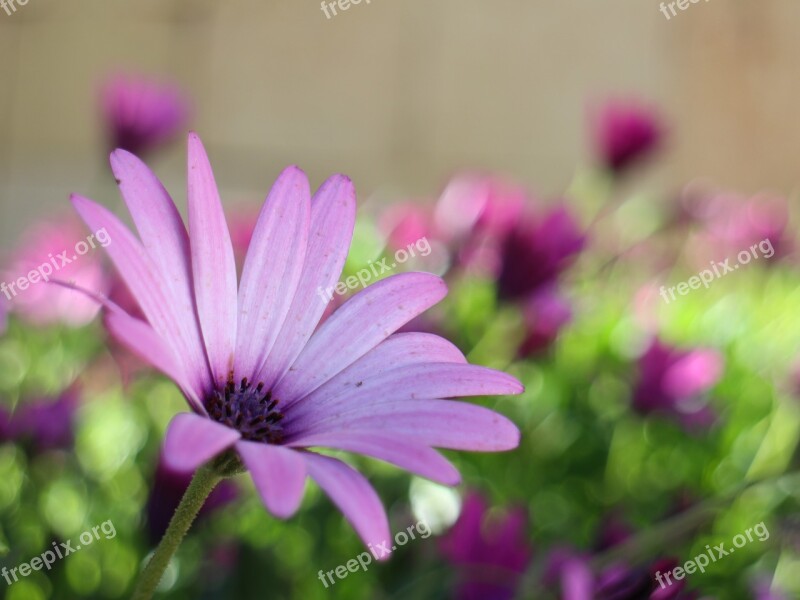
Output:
[206,375,284,444]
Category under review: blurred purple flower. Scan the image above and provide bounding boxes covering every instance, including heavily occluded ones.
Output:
[633,339,723,429]
[381,203,436,253]
[752,580,789,600]
[439,492,532,600]
[436,175,526,276]
[549,553,696,600]
[690,192,792,264]
[496,203,585,301]
[518,287,573,357]
[590,99,664,175]
[595,513,634,552]
[1,216,110,327]
[227,206,260,269]
[0,387,79,451]
[99,73,189,157]
[146,455,238,543]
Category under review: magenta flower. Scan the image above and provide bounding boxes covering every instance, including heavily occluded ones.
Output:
[71,133,522,550]
[633,339,723,429]
[549,553,696,600]
[0,387,80,452]
[439,492,532,600]
[518,287,573,358]
[753,580,790,600]
[496,203,585,301]
[226,206,260,268]
[380,203,436,252]
[1,216,109,327]
[99,73,189,157]
[435,175,526,276]
[692,192,791,263]
[590,99,664,175]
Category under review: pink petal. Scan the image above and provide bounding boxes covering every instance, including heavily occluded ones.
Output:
[254,175,356,389]
[303,453,391,554]
[105,310,203,412]
[109,150,210,396]
[286,332,465,410]
[274,273,448,404]
[163,413,240,472]
[236,441,306,518]
[289,362,521,422]
[287,432,460,485]
[71,194,211,398]
[289,400,520,452]
[187,133,238,386]
[235,166,310,380]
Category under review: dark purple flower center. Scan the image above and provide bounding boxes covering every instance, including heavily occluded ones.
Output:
[206,376,284,444]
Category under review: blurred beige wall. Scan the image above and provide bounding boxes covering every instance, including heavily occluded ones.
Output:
[1,0,799,248]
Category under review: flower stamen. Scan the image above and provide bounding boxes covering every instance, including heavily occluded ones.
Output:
[206,373,284,443]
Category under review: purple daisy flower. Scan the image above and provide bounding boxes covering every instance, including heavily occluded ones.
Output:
[99,73,189,157]
[70,133,522,550]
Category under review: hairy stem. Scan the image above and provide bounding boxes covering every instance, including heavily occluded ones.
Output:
[131,465,221,600]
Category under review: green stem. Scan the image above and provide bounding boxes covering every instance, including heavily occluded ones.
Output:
[131,465,221,600]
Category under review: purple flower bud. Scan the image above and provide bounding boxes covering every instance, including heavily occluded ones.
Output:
[99,73,189,157]
[590,99,664,176]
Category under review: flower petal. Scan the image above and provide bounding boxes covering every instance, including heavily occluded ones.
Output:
[274,273,448,404]
[254,175,356,389]
[187,133,238,386]
[108,150,210,395]
[49,278,204,413]
[236,441,306,518]
[287,432,460,485]
[286,333,465,412]
[104,310,203,412]
[288,400,520,452]
[71,194,211,398]
[235,166,310,380]
[163,413,240,472]
[303,453,391,554]
[288,362,521,423]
